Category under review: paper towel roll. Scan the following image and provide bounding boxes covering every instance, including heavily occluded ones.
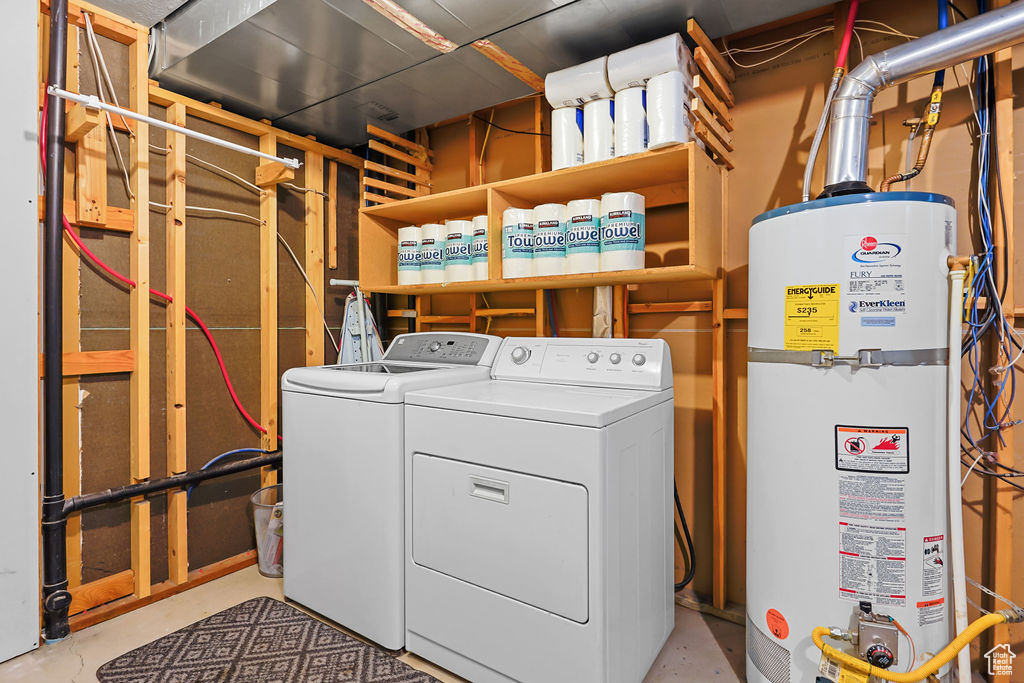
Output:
[443,219,473,283]
[551,107,584,171]
[419,223,446,284]
[471,215,489,281]
[532,203,567,276]
[600,192,645,272]
[397,225,422,286]
[647,70,692,150]
[545,57,614,108]
[502,207,534,279]
[614,87,647,157]
[583,98,614,164]
[607,34,695,91]
[565,199,602,274]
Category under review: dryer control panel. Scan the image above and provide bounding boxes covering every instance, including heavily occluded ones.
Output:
[385,332,501,366]
[493,337,672,390]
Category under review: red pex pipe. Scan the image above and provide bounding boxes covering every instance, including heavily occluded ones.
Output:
[835,0,860,70]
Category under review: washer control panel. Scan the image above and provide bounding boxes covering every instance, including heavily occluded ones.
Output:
[385,333,501,366]
[494,337,671,390]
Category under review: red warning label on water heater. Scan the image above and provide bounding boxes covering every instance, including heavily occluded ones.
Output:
[835,426,910,474]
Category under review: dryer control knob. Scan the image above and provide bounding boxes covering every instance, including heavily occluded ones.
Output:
[511,346,531,364]
[587,351,600,364]
[632,353,646,366]
[609,353,622,365]
[429,341,442,352]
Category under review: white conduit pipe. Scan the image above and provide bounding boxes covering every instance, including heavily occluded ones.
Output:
[47,86,301,170]
[947,266,970,683]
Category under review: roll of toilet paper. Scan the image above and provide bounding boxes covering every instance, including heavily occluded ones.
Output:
[551,107,584,171]
[583,98,615,164]
[397,225,422,286]
[443,219,473,283]
[614,87,647,157]
[600,192,645,272]
[471,214,489,281]
[532,203,567,276]
[545,57,614,108]
[565,199,602,274]
[647,70,692,150]
[607,34,695,91]
[502,207,534,279]
[418,223,446,283]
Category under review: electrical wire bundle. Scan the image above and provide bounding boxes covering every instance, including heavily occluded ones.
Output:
[957,0,1024,495]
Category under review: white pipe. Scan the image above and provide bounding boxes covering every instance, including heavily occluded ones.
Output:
[947,267,970,683]
[47,86,301,169]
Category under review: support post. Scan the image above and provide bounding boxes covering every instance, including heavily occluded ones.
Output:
[304,152,325,366]
[259,134,280,475]
[712,276,727,609]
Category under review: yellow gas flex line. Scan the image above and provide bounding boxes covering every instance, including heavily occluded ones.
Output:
[812,610,1018,682]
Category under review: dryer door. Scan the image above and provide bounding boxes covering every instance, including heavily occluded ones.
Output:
[411,453,589,623]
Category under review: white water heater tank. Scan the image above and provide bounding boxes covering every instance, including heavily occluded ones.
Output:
[746,193,956,682]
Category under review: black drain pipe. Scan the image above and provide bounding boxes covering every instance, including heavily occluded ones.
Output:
[63,453,282,515]
[42,0,72,642]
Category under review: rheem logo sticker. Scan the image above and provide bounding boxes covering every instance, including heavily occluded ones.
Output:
[860,236,878,251]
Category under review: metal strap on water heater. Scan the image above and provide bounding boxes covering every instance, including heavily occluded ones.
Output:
[748,347,948,368]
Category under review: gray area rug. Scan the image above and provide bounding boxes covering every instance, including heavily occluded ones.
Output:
[96,596,438,682]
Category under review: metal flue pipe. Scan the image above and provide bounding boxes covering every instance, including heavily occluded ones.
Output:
[824,1,1024,194]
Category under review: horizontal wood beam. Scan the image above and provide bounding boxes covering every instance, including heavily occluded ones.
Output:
[419,315,471,324]
[627,301,713,314]
[724,307,748,319]
[687,18,735,82]
[694,47,735,107]
[363,175,425,198]
[69,551,257,631]
[364,160,429,188]
[693,75,734,131]
[39,350,136,378]
[367,124,430,156]
[43,199,134,232]
[40,0,142,44]
[475,308,537,317]
[691,98,733,151]
[148,84,363,169]
[368,140,432,171]
[363,191,396,206]
[69,569,134,616]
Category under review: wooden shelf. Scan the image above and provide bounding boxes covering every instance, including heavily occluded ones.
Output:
[358,143,722,293]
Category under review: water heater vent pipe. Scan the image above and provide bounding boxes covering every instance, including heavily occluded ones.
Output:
[824,1,1024,193]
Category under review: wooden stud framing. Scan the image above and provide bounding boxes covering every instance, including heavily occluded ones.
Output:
[259,134,279,463]
[369,139,432,171]
[65,102,101,142]
[364,160,424,187]
[47,201,134,231]
[75,122,107,226]
[363,175,426,198]
[304,152,325,366]
[533,96,544,174]
[367,124,430,155]
[535,290,546,336]
[68,569,134,616]
[165,102,188,585]
[128,25,151,598]
[711,276,727,609]
[328,162,338,270]
[692,75,734,132]
[59,349,134,375]
[691,98,733,151]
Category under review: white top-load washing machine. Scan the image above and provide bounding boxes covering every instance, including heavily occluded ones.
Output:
[281,332,501,649]
[403,336,675,683]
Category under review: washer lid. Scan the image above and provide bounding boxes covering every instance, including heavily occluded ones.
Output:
[281,364,492,403]
[405,380,673,427]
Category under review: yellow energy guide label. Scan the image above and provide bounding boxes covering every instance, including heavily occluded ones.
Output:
[784,283,840,351]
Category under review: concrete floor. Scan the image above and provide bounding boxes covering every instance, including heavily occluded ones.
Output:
[0,566,745,682]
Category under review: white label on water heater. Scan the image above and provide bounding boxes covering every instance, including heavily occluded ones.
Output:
[839,474,905,522]
[838,522,907,607]
[845,234,908,319]
[835,426,909,474]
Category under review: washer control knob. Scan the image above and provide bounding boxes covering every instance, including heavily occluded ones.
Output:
[428,341,442,352]
[587,351,600,364]
[609,353,622,365]
[511,346,531,364]
[632,353,646,367]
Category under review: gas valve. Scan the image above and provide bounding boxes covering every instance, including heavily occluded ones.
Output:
[855,602,899,669]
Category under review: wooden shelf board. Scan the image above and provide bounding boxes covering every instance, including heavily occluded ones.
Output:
[365,264,713,295]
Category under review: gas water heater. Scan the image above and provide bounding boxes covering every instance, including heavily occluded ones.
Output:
[746,193,955,682]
